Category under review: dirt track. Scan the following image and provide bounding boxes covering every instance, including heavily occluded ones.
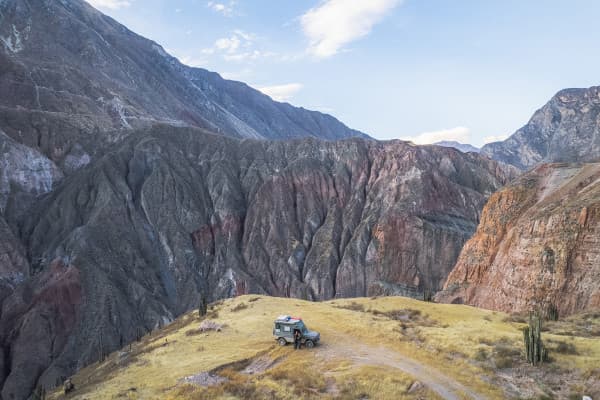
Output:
[316,328,487,400]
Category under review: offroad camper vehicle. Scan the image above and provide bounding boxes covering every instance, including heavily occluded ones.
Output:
[273,315,320,348]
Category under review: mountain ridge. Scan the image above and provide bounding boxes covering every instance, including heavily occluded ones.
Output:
[0,0,368,177]
[481,85,600,169]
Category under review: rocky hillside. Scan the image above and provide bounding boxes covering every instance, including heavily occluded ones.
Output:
[481,86,600,169]
[0,0,366,176]
[438,163,600,315]
[0,126,515,399]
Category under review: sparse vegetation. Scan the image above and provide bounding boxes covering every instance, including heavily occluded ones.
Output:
[46,296,600,400]
[231,302,249,312]
[248,296,261,302]
[503,312,528,324]
[545,303,559,321]
[198,294,208,317]
[550,340,578,355]
[335,301,365,312]
[474,348,488,362]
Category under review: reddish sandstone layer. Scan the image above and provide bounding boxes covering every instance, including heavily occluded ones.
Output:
[438,163,600,315]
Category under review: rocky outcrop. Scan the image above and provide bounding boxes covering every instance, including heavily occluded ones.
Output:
[0,126,515,398]
[0,0,366,176]
[438,163,600,315]
[481,86,600,169]
[0,129,62,221]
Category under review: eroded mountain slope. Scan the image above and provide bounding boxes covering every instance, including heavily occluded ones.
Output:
[0,126,515,399]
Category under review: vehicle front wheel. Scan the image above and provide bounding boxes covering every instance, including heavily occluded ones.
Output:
[278,337,287,346]
[305,340,315,349]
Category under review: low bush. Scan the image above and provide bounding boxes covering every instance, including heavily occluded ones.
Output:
[184,320,225,335]
[474,348,488,362]
[231,302,248,312]
[336,302,365,312]
[552,340,578,355]
[494,355,514,369]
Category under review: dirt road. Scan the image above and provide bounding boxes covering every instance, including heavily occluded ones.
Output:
[316,329,487,400]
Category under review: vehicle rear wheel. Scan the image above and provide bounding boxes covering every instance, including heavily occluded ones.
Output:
[278,337,287,346]
[305,340,315,349]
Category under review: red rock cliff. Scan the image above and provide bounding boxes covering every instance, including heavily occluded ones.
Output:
[438,163,600,315]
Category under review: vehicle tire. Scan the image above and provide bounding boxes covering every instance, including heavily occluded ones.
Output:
[305,340,315,349]
[278,337,287,346]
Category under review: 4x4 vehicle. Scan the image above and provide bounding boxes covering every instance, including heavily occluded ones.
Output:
[273,315,320,348]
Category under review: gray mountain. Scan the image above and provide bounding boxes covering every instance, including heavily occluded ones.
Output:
[481,86,600,169]
[0,0,367,175]
[434,141,480,153]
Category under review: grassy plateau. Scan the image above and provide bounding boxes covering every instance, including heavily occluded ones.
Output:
[49,295,600,400]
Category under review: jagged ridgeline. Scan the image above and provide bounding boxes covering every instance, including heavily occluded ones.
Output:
[481,86,600,170]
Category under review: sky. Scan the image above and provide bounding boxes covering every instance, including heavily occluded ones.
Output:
[87,0,600,146]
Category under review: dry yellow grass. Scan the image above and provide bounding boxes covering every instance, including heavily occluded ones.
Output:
[49,295,600,400]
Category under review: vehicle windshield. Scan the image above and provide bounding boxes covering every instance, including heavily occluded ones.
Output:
[297,321,308,333]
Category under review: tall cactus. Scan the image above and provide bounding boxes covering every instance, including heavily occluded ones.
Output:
[545,303,559,321]
[199,294,208,317]
[523,311,548,365]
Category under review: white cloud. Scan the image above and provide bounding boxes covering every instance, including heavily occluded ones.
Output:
[257,83,303,102]
[215,36,241,53]
[301,0,401,58]
[202,30,270,63]
[404,127,471,145]
[207,1,236,16]
[87,0,131,10]
[224,50,272,62]
[482,134,509,144]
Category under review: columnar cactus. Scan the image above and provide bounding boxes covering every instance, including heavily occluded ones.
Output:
[545,303,559,321]
[523,311,548,365]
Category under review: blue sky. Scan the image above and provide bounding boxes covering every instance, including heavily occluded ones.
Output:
[89,0,600,146]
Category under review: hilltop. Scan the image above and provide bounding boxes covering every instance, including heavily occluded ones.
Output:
[49,295,600,400]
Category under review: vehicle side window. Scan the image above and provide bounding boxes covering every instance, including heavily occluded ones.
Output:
[283,325,291,332]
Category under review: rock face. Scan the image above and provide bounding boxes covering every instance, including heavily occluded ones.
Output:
[0,129,63,221]
[481,86,600,169]
[0,215,28,304]
[0,0,366,176]
[0,126,515,398]
[438,163,600,315]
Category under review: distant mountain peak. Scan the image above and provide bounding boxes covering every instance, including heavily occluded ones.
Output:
[481,85,600,169]
[433,140,480,153]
